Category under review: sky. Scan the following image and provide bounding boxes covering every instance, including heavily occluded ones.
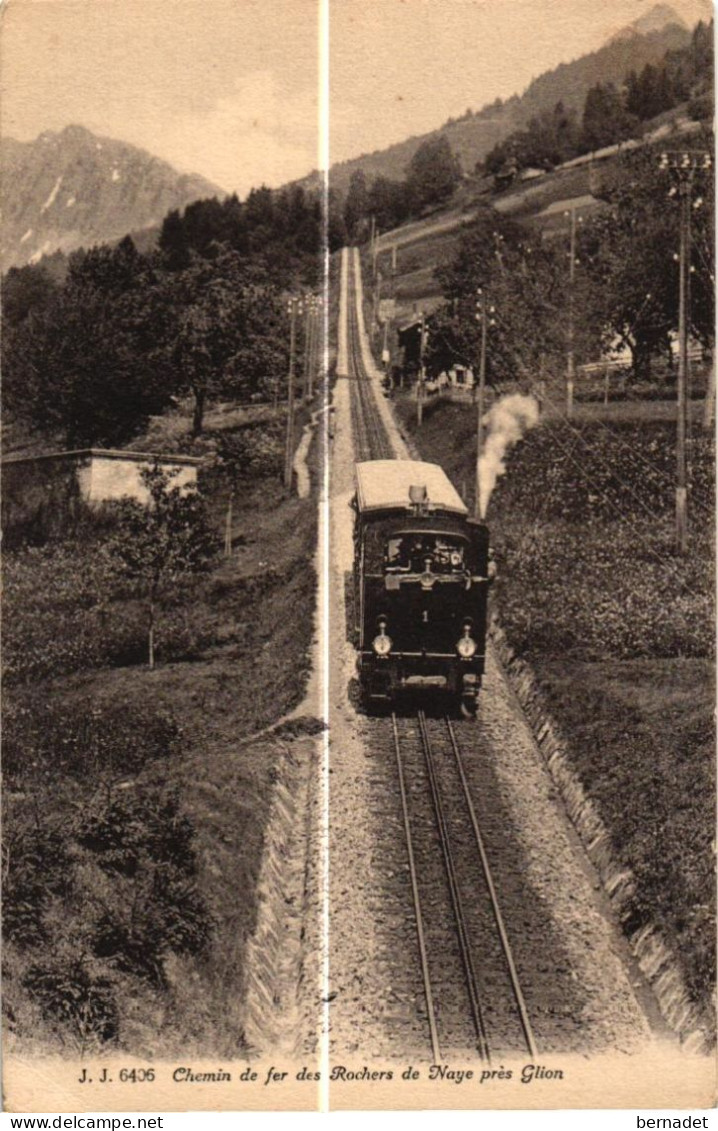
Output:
[1,0,712,196]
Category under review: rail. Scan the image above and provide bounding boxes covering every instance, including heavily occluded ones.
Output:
[345,250,394,460]
[392,711,538,1061]
[343,246,536,1061]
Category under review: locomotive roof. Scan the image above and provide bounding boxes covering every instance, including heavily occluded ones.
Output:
[355,460,468,517]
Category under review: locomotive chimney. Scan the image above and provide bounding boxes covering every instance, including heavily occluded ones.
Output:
[409,484,428,514]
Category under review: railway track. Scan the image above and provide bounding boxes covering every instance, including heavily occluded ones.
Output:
[345,249,394,460]
[332,244,653,1061]
[392,712,538,1063]
[342,244,539,1061]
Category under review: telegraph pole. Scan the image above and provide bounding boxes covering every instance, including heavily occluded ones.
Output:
[370,215,377,280]
[224,489,234,558]
[310,296,318,400]
[704,363,715,431]
[308,296,321,401]
[302,295,312,402]
[416,311,426,427]
[308,295,318,401]
[284,296,301,490]
[474,288,493,520]
[659,149,712,553]
[373,271,381,333]
[676,175,690,553]
[566,207,577,418]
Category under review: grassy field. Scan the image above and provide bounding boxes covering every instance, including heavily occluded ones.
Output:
[3,415,318,1056]
[396,394,715,1013]
[371,167,598,327]
[373,225,466,332]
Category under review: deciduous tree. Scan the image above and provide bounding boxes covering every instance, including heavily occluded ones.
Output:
[405,136,462,211]
[104,465,218,669]
[580,146,714,374]
[3,244,172,447]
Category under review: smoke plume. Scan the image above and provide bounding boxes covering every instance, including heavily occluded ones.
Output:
[478,394,539,517]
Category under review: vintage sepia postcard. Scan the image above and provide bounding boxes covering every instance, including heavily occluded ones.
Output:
[1,0,715,1114]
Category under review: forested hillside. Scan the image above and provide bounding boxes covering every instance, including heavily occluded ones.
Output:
[320,17,692,199]
[2,186,325,451]
[484,19,712,173]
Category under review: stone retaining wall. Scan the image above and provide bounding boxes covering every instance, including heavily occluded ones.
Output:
[242,736,321,1058]
[490,617,714,1053]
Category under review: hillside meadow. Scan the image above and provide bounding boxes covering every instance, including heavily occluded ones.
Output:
[3,414,319,1056]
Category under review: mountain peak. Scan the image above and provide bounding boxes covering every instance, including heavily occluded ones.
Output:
[1,125,224,271]
[608,4,687,43]
[58,123,95,141]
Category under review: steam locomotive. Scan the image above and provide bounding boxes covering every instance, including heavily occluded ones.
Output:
[352,459,492,717]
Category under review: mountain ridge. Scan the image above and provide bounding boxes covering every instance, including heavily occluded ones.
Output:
[609,2,688,40]
[1,124,225,271]
[2,9,703,269]
[319,18,693,199]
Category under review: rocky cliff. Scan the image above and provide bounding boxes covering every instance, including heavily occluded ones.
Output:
[1,124,224,271]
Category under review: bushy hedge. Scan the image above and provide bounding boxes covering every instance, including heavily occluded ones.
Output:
[214,419,285,483]
[495,519,713,660]
[3,698,211,1051]
[489,418,715,662]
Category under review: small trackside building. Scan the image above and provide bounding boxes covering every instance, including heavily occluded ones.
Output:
[2,448,203,545]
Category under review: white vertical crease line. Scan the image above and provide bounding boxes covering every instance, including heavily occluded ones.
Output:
[319,0,331,1113]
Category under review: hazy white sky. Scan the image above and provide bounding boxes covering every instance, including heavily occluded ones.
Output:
[1,0,712,195]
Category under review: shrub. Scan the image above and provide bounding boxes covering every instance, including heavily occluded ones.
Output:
[4,699,213,1044]
[215,419,284,483]
[23,958,119,1049]
[90,867,211,985]
[488,419,715,663]
[3,826,73,947]
[76,789,197,879]
[3,697,181,782]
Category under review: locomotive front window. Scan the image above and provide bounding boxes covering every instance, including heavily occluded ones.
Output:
[384,533,468,575]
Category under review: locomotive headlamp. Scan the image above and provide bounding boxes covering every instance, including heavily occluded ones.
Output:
[457,626,477,658]
[373,617,391,655]
[372,631,392,656]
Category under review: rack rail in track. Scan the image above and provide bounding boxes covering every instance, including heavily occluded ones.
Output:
[392,711,538,1062]
[345,249,393,461]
